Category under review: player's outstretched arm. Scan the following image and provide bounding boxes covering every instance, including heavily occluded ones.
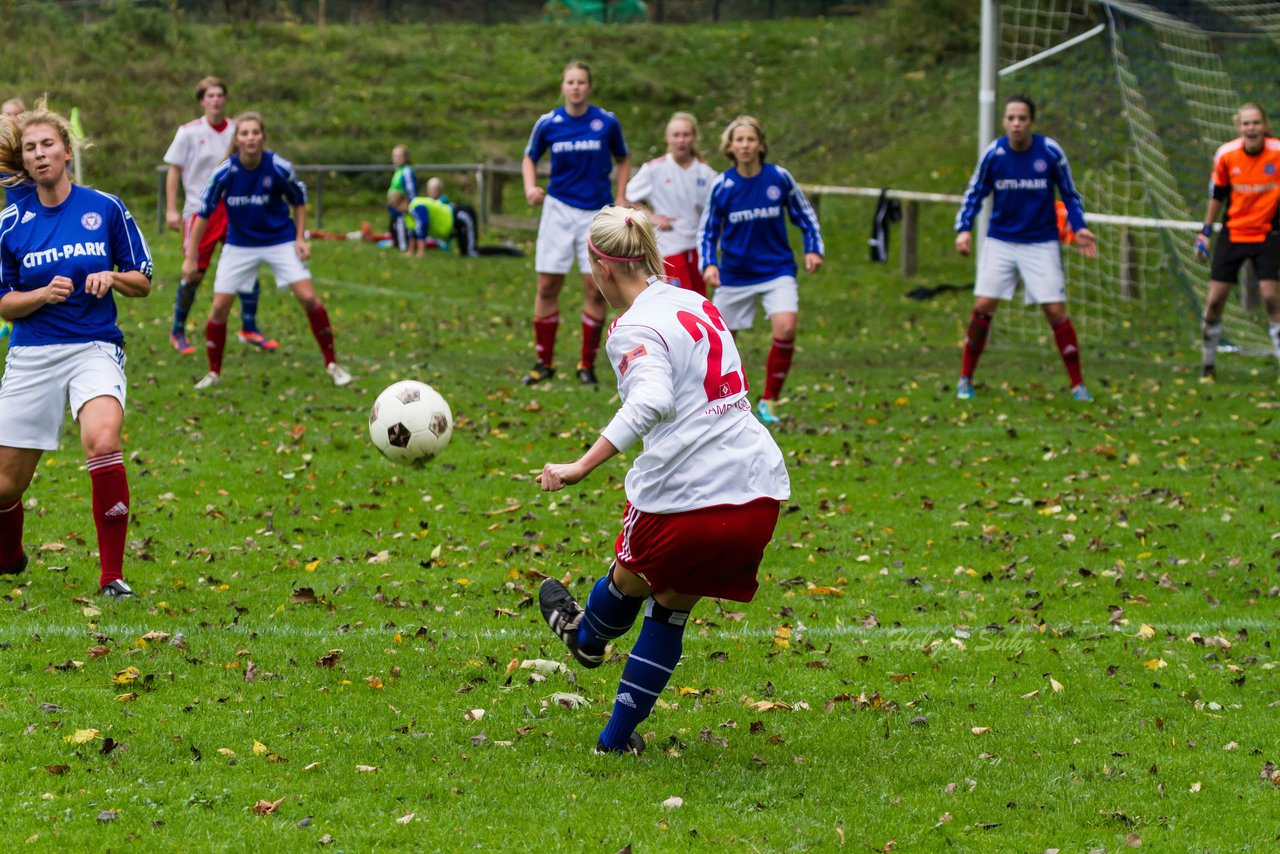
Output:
[537,435,620,492]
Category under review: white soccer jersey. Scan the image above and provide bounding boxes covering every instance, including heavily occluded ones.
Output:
[599,280,790,514]
[163,117,236,216]
[625,155,718,257]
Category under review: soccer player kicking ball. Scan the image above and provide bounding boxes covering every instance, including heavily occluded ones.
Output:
[0,101,153,598]
[954,94,1097,401]
[183,113,352,389]
[536,207,789,755]
[1194,103,1280,381]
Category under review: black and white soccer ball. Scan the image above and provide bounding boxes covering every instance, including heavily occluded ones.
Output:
[368,380,453,465]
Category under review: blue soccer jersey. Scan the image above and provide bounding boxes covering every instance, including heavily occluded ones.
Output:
[525,105,628,210]
[0,185,153,346]
[198,150,306,247]
[955,134,1087,243]
[697,163,824,287]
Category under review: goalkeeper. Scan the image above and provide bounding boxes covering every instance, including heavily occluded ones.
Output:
[388,190,522,258]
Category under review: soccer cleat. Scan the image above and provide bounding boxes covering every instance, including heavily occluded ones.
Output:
[99,579,136,599]
[1070,383,1094,402]
[238,330,279,351]
[755,399,780,424]
[522,361,555,386]
[595,731,645,756]
[538,578,604,669]
[576,363,598,385]
[0,551,28,576]
[1200,364,1217,383]
[169,331,196,355]
[955,377,974,400]
[326,362,354,387]
[194,371,221,390]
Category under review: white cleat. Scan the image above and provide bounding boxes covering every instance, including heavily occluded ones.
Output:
[194,371,221,390]
[326,362,353,387]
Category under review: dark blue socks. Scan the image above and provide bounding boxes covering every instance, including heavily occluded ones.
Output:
[239,280,261,334]
[577,567,644,655]
[597,601,688,752]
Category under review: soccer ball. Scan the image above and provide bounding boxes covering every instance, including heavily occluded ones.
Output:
[368,380,453,465]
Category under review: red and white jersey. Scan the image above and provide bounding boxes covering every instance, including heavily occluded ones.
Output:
[625,154,718,257]
[600,280,790,513]
[163,116,236,217]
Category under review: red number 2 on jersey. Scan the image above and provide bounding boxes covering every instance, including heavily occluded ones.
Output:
[676,301,747,402]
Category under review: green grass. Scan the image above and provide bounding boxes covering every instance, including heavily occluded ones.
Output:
[2,10,1279,851]
[1,190,1277,850]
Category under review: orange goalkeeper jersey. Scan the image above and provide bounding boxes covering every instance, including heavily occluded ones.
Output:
[1210,136,1280,242]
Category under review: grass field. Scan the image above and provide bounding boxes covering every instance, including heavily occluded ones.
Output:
[1,186,1277,851]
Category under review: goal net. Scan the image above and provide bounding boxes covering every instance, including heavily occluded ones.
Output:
[992,0,1280,356]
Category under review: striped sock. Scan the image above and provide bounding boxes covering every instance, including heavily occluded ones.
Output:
[577,566,645,655]
[597,602,687,752]
[88,452,129,587]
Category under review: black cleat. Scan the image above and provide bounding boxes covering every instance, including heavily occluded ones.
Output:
[99,579,136,599]
[538,578,603,669]
[595,731,645,756]
[522,362,555,386]
[0,551,28,576]
[575,363,598,385]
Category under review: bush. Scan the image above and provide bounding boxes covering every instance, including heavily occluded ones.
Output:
[882,0,980,68]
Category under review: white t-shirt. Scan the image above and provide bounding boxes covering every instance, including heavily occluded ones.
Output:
[163,116,236,216]
[625,154,718,257]
[600,280,790,513]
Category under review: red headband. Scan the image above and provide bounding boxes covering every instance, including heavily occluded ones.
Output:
[587,234,644,263]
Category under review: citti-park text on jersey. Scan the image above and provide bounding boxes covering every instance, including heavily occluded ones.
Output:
[728,205,781,224]
[995,178,1049,190]
[226,194,271,207]
[551,140,603,153]
[23,242,108,267]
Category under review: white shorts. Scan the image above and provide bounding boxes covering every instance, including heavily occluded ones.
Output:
[0,342,127,451]
[712,276,800,330]
[975,238,1066,305]
[535,195,597,276]
[213,242,310,295]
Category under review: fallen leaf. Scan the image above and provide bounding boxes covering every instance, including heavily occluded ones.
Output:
[1137,624,1155,640]
[44,764,70,775]
[661,796,683,809]
[1049,677,1064,694]
[396,811,415,824]
[40,542,68,552]
[252,740,268,756]
[971,726,992,735]
[251,797,284,816]
[87,645,110,659]
[1143,658,1167,670]
[367,550,390,564]
[112,666,141,685]
[316,650,342,668]
[548,692,590,710]
[140,630,170,643]
[1126,832,1142,848]
[218,748,236,758]
[116,692,139,703]
[96,810,117,823]
[464,709,485,721]
[355,765,378,773]
[1189,781,1201,793]
[65,728,99,745]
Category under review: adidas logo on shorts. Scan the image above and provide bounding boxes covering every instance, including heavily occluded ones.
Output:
[104,501,129,518]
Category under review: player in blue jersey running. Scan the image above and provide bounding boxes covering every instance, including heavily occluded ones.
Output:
[521,60,630,386]
[697,115,824,425]
[954,94,1098,402]
[0,101,153,598]
[182,112,352,389]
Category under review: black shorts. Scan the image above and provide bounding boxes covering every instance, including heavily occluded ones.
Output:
[1210,231,1280,282]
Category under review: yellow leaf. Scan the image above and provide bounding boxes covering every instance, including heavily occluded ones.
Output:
[305,559,320,572]
[217,748,236,758]
[1143,658,1167,670]
[971,726,992,735]
[116,692,139,702]
[1137,624,1156,640]
[112,666,140,685]
[65,728,99,745]
[304,761,322,771]
[253,740,268,756]
[1049,677,1064,693]
[1021,690,1040,700]
[366,677,384,689]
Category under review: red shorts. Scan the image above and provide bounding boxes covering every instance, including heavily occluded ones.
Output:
[183,202,230,271]
[614,497,781,602]
[663,249,706,297]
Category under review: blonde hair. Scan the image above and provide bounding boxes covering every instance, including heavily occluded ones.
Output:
[1234,102,1271,134]
[0,97,80,187]
[224,111,264,160]
[588,205,663,278]
[667,111,703,161]
[719,115,767,164]
[387,189,408,207]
